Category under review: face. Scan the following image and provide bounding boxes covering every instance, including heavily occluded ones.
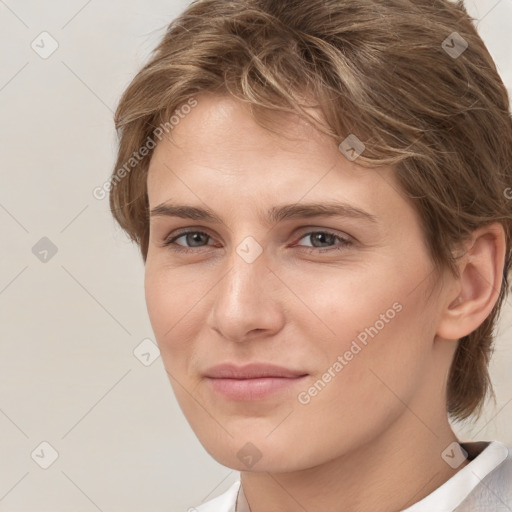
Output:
[145,94,446,472]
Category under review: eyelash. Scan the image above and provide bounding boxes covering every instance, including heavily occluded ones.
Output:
[162,229,353,254]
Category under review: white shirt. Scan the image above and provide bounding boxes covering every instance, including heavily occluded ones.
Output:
[192,441,512,511]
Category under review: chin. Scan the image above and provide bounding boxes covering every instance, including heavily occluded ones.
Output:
[197,433,316,473]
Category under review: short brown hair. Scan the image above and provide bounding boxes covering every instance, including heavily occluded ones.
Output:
[110,0,512,421]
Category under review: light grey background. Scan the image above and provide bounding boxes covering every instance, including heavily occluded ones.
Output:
[0,1,511,511]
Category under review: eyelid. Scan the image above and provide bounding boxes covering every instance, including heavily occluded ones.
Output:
[163,226,350,243]
[293,227,352,243]
[163,228,216,247]
[291,231,354,253]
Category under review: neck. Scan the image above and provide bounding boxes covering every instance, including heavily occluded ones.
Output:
[240,409,466,512]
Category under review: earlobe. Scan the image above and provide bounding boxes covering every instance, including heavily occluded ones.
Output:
[437,223,506,341]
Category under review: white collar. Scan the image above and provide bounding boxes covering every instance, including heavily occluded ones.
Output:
[402,440,509,511]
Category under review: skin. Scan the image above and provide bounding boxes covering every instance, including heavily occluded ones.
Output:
[144,93,505,512]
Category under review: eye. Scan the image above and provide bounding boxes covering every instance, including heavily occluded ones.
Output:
[163,230,214,252]
[295,230,353,252]
[161,229,353,254]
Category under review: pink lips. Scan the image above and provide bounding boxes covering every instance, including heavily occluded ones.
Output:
[204,363,308,400]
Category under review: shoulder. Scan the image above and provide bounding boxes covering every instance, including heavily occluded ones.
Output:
[192,481,241,512]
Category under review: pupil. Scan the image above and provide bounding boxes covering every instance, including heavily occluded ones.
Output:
[313,233,333,247]
[189,233,206,246]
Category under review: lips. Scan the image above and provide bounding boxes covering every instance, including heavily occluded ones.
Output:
[204,363,308,400]
[204,363,308,379]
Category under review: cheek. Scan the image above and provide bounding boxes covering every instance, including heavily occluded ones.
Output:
[303,284,434,426]
[145,267,172,339]
[277,259,407,344]
[144,267,205,413]
[288,254,435,398]
[144,264,201,363]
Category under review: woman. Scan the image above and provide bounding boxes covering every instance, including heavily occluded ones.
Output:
[109,0,512,510]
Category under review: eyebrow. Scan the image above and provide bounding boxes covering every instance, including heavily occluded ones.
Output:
[149,201,377,225]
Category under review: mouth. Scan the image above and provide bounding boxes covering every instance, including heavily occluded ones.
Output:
[203,363,308,401]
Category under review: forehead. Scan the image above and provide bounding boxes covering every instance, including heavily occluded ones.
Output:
[146,94,406,219]
[154,94,332,166]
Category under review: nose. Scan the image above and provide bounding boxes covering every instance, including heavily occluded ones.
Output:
[206,242,285,343]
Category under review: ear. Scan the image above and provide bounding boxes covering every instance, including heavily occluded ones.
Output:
[436,223,507,340]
